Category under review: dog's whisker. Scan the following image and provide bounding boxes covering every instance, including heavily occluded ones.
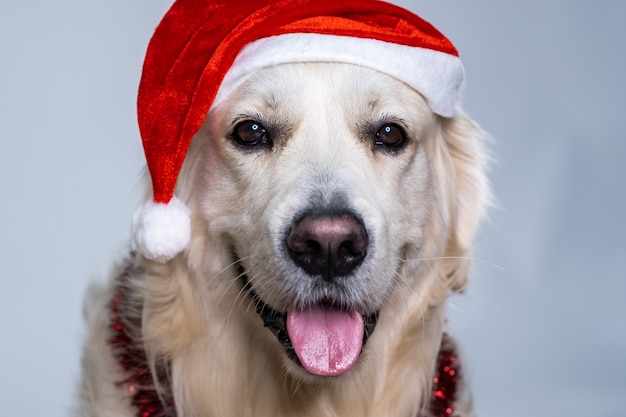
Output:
[215,255,255,298]
[390,258,436,345]
[418,300,427,345]
[391,257,424,299]
[215,260,261,327]
[215,269,248,307]
[223,278,250,325]
[245,273,287,312]
[287,377,306,398]
[224,271,265,326]
[201,254,255,293]
[391,267,415,295]
[401,256,504,271]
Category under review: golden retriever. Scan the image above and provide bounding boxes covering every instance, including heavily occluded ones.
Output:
[78,62,489,417]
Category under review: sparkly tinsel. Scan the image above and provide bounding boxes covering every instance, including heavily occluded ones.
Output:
[426,333,461,417]
[108,261,175,417]
[108,261,460,417]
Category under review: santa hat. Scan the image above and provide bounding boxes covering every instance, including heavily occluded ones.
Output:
[131,0,464,263]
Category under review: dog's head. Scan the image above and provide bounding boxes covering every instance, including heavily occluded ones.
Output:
[172,62,489,379]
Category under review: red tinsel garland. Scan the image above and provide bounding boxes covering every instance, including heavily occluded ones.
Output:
[109,266,175,417]
[426,334,461,417]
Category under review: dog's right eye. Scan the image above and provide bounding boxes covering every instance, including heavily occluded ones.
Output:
[232,120,270,147]
[375,123,407,149]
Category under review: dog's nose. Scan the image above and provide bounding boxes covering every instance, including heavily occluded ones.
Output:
[287,212,368,281]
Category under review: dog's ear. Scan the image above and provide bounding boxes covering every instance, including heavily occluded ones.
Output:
[438,114,491,292]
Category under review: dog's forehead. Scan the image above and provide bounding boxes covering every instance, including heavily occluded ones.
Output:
[228,63,430,120]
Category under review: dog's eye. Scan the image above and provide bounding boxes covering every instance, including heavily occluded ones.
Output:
[375,124,406,149]
[232,120,270,147]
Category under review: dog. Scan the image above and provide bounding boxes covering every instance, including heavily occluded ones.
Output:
[78,60,489,417]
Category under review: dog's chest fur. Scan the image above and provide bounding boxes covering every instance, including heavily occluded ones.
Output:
[78,255,474,417]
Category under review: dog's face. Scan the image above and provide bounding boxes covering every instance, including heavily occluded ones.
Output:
[180,62,485,381]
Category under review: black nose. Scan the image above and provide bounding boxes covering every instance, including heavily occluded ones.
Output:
[286,212,368,281]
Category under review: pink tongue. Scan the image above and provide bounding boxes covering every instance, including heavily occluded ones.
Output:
[286,307,364,376]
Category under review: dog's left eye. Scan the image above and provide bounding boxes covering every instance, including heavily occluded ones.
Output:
[375,124,407,149]
[232,120,270,147]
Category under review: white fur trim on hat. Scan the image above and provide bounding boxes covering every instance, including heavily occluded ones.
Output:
[130,196,191,263]
[213,33,464,117]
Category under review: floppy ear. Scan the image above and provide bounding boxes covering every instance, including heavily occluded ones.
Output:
[437,114,491,292]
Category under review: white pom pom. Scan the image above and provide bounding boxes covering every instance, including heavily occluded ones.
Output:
[130,196,191,263]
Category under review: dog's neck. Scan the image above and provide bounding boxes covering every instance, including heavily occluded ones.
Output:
[109,265,464,417]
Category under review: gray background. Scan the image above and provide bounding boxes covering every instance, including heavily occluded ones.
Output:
[1,1,624,415]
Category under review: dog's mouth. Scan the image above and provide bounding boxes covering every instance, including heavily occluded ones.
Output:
[235,257,379,376]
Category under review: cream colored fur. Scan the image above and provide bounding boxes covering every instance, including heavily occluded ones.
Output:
[78,63,489,417]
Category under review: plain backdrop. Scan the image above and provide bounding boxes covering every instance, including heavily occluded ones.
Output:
[1,1,624,416]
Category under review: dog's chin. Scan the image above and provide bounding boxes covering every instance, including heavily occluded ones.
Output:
[234,256,379,377]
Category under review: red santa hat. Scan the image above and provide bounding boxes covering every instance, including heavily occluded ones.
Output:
[131,0,465,263]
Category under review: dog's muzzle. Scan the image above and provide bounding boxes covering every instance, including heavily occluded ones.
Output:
[235,210,379,376]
